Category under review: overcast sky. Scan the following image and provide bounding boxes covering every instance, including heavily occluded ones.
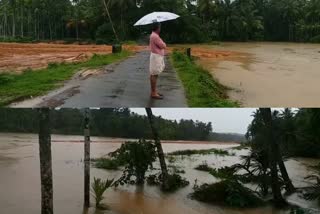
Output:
[130,108,258,134]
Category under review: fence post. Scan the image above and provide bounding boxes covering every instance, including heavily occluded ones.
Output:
[186,48,191,58]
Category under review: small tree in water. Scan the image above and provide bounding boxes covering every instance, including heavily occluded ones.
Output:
[111,139,157,185]
[91,177,114,209]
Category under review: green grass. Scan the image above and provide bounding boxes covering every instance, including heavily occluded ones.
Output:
[0,51,131,106]
[167,148,231,156]
[171,51,238,107]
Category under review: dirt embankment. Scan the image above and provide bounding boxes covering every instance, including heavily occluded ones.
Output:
[0,43,148,73]
[0,42,238,73]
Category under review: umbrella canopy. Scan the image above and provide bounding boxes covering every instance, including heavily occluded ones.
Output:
[134,12,180,26]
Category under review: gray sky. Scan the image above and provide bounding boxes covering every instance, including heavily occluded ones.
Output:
[130,108,257,134]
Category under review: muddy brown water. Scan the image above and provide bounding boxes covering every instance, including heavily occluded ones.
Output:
[194,42,320,107]
[0,133,319,214]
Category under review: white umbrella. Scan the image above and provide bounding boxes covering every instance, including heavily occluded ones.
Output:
[134,12,180,26]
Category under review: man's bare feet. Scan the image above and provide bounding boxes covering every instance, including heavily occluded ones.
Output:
[151,93,163,99]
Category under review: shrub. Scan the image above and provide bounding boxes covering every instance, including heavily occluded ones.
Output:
[209,166,238,179]
[191,180,264,208]
[310,35,320,43]
[92,158,121,170]
[163,173,190,192]
[194,162,213,172]
[146,173,189,192]
[147,174,160,186]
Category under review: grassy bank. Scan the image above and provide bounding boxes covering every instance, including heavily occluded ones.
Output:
[171,51,238,107]
[0,51,131,106]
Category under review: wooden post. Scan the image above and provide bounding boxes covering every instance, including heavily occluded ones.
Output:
[84,108,90,208]
[112,44,122,53]
[186,48,191,58]
[38,108,53,214]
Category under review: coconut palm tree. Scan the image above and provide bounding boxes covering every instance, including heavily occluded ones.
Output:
[260,108,287,207]
[102,0,119,42]
[110,0,136,38]
[145,108,169,189]
[215,0,236,39]
[198,0,215,20]
[38,108,53,214]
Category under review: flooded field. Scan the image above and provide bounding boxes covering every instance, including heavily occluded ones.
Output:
[196,42,320,107]
[0,133,319,214]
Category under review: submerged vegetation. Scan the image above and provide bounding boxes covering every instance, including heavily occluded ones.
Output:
[191,180,264,208]
[194,162,213,172]
[0,52,131,106]
[168,148,231,156]
[171,51,238,107]
[147,173,190,192]
[303,175,320,206]
[91,157,122,170]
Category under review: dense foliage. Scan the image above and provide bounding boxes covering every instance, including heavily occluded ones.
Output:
[246,108,320,158]
[1,0,319,43]
[0,108,213,141]
[111,140,157,185]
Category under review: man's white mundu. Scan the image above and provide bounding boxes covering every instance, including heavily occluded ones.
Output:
[149,53,165,75]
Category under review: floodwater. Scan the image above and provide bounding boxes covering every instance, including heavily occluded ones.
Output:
[195,42,320,107]
[0,133,319,214]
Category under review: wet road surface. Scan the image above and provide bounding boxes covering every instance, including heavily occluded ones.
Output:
[12,51,187,108]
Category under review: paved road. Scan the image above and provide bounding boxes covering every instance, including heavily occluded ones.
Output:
[12,51,187,108]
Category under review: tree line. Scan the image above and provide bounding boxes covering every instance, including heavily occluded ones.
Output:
[0,108,213,141]
[246,108,320,158]
[0,0,319,43]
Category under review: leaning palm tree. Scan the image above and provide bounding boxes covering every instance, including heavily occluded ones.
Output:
[38,108,53,214]
[145,108,169,189]
[260,108,287,207]
[83,108,91,208]
[110,0,136,38]
[102,0,120,42]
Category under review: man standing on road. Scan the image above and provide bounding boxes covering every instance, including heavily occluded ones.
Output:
[149,22,166,99]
